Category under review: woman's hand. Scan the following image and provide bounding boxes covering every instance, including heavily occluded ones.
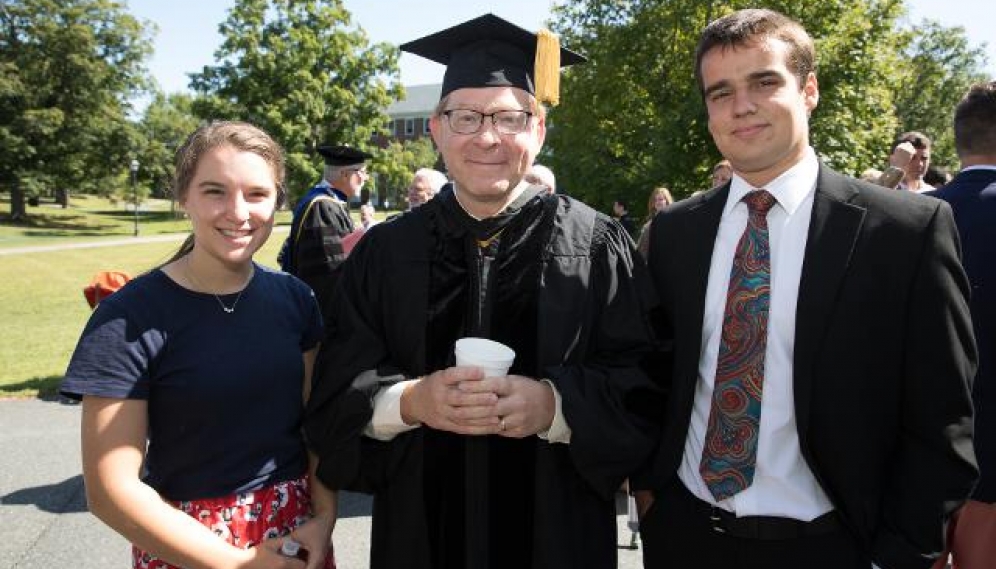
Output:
[286,513,334,569]
[242,537,306,569]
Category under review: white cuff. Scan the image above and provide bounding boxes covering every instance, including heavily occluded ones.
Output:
[537,379,571,444]
[363,379,421,441]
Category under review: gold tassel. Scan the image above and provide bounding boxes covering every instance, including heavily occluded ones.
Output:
[534,28,561,106]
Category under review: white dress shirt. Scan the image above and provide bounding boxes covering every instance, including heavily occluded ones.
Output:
[897,179,934,193]
[678,147,834,521]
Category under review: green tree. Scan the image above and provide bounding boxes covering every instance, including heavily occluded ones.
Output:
[548,0,908,217]
[891,20,989,171]
[548,0,714,212]
[135,91,201,205]
[188,0,402,201]
[0,0,152,220]
[373,137,439,208]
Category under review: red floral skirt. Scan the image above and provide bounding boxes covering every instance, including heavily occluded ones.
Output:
[132,475,335,568]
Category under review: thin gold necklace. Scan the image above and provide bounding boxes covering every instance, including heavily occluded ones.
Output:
[184,257,251,314]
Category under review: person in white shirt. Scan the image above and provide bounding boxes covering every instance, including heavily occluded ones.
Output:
[893,131,935,192]
[524,163,556,194]
[406,168,447,210]
[359,203,379,229]
[639,8,977,569]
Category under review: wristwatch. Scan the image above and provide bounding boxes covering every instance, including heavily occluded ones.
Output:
[877,166,905,189]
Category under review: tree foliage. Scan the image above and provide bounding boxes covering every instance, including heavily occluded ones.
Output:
[546,0,987,217]
[800,0,905,173]
[188,0,403,200]
[373,137,439,208]
[0,0,152,219]
[548,0,716,210]
[1,0,989,225]
[134,91,201,201]
[892,20,989,170]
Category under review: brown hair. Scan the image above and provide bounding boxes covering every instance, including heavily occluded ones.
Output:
[893,130,932,152]
[954,83,996,157]
[694,8,815,94]
[164,121,287,265]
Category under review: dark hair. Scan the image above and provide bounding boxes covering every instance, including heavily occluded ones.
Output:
[923,165,951,187]
[954,81,996,158]
[164,121,287,265]
[893,131,932,152]
[694,8,815,94]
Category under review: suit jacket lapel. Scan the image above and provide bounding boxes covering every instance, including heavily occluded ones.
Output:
[794,167,866,442]
[674,186,728,411]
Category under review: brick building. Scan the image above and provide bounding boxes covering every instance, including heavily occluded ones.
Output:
[376,83,441,145]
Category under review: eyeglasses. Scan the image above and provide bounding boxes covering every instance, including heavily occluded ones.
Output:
[441,109,534,135]
[347,167,368,177]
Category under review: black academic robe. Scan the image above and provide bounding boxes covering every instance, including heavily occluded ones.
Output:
[285,184,354,321]
[304,187,664,569]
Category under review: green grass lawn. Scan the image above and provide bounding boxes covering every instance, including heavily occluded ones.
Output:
[0,237,288,399]
[0,197,399,399]
[0,194,293,249]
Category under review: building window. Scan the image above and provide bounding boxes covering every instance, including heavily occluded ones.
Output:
[423,117,431,134]
[385,120,395,136]
[405,119,415,135]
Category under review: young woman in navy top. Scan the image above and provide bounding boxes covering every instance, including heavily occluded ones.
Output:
[62,121,335,568]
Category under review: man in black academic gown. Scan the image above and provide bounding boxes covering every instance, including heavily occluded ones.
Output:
[304,14,664,569]
[279,144,371,319]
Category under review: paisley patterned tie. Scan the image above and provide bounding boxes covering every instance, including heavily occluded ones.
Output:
[700,189,777,501]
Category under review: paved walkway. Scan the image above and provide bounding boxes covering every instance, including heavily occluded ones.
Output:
[0,227,289,257]
[0,398,645,569]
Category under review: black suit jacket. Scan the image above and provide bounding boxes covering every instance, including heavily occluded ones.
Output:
[930,168,996,503]
[645,165,978,569]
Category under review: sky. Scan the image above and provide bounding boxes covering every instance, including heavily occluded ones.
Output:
[127,0,995,96]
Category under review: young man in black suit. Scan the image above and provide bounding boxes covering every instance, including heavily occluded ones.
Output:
[640,8,978,569]
[927,80,996,569]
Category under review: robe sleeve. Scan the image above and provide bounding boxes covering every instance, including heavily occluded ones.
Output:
[293,197,355,319]
[545,219,666,499]
[303,230,418,492]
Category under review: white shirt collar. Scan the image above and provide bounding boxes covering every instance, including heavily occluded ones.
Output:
[726,147,819,217]
[960,165,996,173]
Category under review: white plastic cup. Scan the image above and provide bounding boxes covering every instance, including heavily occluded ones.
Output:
[454,337,515,377]
[280,539,307,561]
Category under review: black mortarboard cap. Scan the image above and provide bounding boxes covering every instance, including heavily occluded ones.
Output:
[399,14,586,106]
[316,145,373,166]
